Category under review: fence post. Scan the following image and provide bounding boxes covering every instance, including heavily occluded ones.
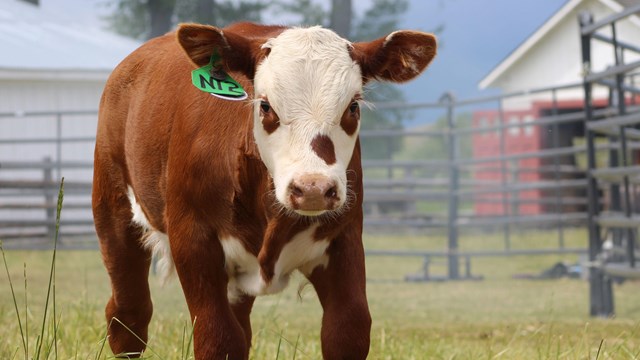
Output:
[510,159,519,218]
[497,99,511,250]
[611,22,637,269]
[550,89,565,248]
[442,92,460,280]
[56,112,62,181]
[579,10,614,317]
[43,156,55,242]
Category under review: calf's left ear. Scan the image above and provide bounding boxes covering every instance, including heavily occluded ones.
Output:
[352,31,437,83]
[177,23,263,79]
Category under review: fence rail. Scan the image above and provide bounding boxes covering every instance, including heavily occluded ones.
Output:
[580,6,640,317]
[2,5,640,318]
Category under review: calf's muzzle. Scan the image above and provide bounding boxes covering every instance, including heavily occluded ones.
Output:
[288,174,339,214]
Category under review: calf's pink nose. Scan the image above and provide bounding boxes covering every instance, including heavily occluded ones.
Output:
[289,174,339,212]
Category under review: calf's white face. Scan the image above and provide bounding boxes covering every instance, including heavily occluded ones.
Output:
[253,27,362,216]
[177,23,437,217]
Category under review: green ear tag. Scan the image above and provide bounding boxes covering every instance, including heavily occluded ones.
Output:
[191,54,248,101]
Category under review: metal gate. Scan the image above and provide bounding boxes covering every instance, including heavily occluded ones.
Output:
[579,3,640,317]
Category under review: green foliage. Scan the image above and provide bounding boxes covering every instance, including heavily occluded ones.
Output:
[104,0,150,39]
[274,0,327,27]
[351,0,408,41]
[105,0,268,39]
[175,0,268,28]
[104,0,434,160]
[390,112,472,181]
[350,0,412,159]
[1,179,64,360]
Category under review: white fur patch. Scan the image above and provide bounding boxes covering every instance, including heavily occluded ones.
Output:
[126,187,330,302]
[252,27,362,213]
[222,224,329,303]
[383,30,399,47]
[127,186,174,283]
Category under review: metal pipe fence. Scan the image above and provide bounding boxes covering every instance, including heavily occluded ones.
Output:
[579,3,640,317]
[1,5,639,318]
[0,87,601,246]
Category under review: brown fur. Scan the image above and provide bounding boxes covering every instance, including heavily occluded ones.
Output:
[93,22,436,359]
[311,134,337,165]
[340,99,361,135]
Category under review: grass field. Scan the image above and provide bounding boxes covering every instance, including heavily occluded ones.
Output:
[1,228,639,359]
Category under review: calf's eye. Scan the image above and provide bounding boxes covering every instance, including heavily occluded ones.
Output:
[349,101,359,114]
[260,101,271,114]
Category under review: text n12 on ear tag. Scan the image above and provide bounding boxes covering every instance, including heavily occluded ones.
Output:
[191,63,248,101]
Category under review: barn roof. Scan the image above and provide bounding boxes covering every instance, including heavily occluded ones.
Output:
[0,0,141,80]
[479,0,640,90]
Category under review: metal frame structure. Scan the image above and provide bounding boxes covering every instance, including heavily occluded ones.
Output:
[361,81,599,282]
[579,4,640,317]
[0,110,95,248]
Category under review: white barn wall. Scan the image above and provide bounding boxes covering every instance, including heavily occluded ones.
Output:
[0,79,102,229]
[501,3,640,91]
[0,79,105,111]
[0,78,103,183]
[0,0,140,237]
[485,0,640,111]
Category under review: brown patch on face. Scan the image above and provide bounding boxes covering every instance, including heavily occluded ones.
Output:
[311,134,336,165]
[340,98,360,136]
[260,98,280,134]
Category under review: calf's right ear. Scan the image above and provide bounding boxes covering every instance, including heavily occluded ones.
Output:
[177,23,263,79]
[352,30,437,84]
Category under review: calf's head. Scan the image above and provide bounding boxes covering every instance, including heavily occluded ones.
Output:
[178,23,436,216]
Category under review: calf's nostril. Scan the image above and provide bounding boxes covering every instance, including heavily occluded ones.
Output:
[291,185,304,198]
[325,186,338,199]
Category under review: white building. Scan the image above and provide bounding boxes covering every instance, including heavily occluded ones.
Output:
[479,0,640,110]
[0,0,140,241]
[472,0,640,217]
[0,0,140,175]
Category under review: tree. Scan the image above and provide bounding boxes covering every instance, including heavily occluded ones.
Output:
[351,0,411,159]
[105,0,267,40]
[104,0,150,39]
[148,0,174,38]
[329,0,352,38]
[274,0,326,27]
[105,0,436,160]
[176,0,267,29]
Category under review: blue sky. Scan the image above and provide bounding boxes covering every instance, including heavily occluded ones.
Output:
[42,0,569,103]
[398,0,568,103]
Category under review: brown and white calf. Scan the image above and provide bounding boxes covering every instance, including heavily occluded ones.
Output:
[92,22,436,359]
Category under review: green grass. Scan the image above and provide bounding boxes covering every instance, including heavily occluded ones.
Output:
[2,229,640,359]
[1,183,639,359]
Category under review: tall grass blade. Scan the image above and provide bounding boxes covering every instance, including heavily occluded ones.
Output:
[94,320,111,360]
[185,317,196,360]
[292,334,300,360]
[43,313,62,360]
[0,241,27,360]
[111,317,160,358]
[24,263,29,359]
[34,178,64,360]
[52,235,58,358]
[595,339,604,359]
[275,332,283,360]
[11,347,20,360]
[181,321,187,360]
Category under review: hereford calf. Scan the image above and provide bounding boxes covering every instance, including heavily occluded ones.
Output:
[93,22,436,359]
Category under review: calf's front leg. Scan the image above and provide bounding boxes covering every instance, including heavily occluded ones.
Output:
[169,218,248,360]
[307,230,371,359]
